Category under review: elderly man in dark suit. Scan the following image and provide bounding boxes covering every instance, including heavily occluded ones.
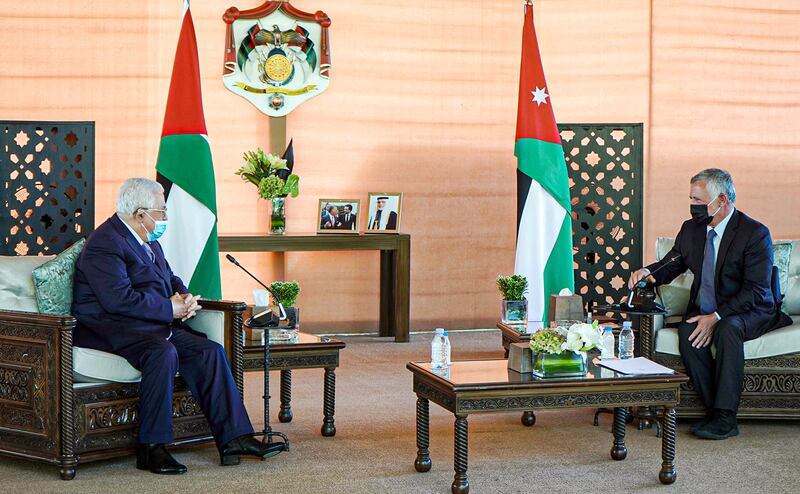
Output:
[628,168,791,440]
[72,178,276,474]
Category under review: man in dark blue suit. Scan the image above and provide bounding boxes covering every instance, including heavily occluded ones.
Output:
[337,204,357,231]
[72,178,275,474]
[629,169,791,440]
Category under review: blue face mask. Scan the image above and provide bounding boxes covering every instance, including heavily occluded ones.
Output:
[142,212,168,242]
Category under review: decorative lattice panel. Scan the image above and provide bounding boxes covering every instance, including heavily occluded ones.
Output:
[558,123,643,310]
[1,121,95,256]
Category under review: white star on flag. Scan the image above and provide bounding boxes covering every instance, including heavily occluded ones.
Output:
[531,86,549,106]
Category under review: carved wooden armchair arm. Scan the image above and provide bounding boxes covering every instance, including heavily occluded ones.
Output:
[187,299,247,392]
[0,310,77,473]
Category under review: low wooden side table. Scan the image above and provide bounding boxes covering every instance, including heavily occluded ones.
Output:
[243,332,345,437]
[496,322,534,358]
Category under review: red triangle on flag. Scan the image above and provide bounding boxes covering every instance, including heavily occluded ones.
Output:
[161,8,207,137]
[515,5,561,145]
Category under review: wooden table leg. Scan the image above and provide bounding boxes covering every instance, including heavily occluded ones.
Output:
[379,250,394,338]
[521,411,536,427]
[414,396,432,472]
[278,370,293,423]
[452,414,469,494]
[394,235,410,343]
[611,407,628,461]
[659,407,677,484]
[321,367,336,437]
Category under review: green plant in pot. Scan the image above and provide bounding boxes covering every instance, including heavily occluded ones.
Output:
[235,145,299,235]
[496,274,528,326]
[269,281,301,329]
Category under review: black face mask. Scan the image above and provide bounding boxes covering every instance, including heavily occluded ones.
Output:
[690,197,722,224]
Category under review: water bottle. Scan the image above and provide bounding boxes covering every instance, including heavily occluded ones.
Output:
[619,321,635,359]
[601,326,615,359]
[586,311,593,324]
[442,331,451,367]
[431,328,445,369]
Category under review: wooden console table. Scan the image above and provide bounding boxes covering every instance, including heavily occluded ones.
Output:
[219,233,411,342]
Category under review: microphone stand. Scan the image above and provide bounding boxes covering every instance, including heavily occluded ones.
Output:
[225,255,289,456]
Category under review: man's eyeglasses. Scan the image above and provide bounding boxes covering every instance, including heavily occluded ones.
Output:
[137,207,168,216]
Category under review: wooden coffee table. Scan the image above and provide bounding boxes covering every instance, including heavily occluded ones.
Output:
[407,358,688,494]
[243,332,345,436]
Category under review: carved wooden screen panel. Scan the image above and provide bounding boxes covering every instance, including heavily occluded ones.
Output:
[558,123,643,310]
[1,121,95,256]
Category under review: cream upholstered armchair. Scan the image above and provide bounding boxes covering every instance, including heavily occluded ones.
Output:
[639,238,800,419]
[0,252,246,479]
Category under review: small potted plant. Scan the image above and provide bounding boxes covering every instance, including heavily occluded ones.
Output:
[496,274,528,326]
[269,281,301,329]
[235,147,299,234]
[528,322,602,377]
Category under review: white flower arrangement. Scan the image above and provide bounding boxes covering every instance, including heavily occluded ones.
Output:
[556,321,603,353]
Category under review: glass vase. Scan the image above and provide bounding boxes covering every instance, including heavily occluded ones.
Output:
[270,197,286,235]
[531,350,588,378]
[501,298,528,326]
[285,306,300,329]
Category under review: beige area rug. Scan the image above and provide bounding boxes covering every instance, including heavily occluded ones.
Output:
[1,330,798,493]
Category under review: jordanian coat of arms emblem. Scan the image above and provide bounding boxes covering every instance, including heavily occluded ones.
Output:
[223,2,331,117]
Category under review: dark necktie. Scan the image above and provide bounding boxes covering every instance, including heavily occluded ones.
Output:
[697,229,717,314]
[142,242,155,263]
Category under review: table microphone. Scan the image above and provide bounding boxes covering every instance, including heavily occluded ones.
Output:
[225,254,287,322]
[625,254,682,308]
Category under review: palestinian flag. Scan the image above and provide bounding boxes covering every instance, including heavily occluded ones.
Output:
[514,3,574,321]
[155,0,221,299]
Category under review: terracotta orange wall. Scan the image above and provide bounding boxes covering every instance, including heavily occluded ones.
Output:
[1,1,796,332]
[648,0,800,263]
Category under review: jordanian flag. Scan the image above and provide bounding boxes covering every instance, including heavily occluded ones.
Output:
[155,0,221,299]
[514,3,574,321]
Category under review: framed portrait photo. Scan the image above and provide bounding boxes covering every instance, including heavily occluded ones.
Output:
[316,199,361,234]
[365,192,403,234]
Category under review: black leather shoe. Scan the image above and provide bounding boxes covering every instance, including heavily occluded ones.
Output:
[219,435,285,466]
[690,411,714,434]
[136,443,187,474]
[695,410,739,440]
[690,418,711,434]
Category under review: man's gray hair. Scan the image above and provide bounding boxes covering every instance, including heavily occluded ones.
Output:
[116,178,164,215]
[691,168,736,204]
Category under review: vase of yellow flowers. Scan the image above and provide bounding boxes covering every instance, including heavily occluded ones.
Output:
[235,146,299,234]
